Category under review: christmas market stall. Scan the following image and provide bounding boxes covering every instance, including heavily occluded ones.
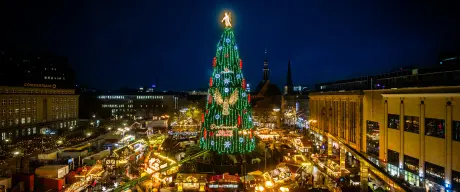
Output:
[207,173,241,191]
[175,174,207,191]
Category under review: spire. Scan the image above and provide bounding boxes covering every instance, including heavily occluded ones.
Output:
[285,58,293,94]
[263,49,269,82]
[264,48,268,62]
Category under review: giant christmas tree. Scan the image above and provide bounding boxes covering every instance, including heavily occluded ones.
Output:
[199,13,256,154]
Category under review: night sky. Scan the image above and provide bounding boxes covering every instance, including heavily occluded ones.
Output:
[1,0,459,91]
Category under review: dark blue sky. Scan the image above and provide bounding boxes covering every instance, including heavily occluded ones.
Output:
[1,0,459,91]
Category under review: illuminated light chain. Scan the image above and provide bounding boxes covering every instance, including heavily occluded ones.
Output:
[214,88,238,115]
[200,19,255,154]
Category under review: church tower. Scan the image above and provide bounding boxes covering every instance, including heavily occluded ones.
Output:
[263,49,269,83]
[284,58,294,95]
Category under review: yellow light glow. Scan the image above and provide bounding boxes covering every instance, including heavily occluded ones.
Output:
[265,181,274,188]
[222,12,232,27]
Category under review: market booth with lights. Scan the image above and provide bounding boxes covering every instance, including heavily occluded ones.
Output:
[175,174,207,191]
[207,173,241,191]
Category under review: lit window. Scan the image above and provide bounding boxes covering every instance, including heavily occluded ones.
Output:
[1,120,4,126]
[21,118,25,124]
[15,119,19,124]
[425,118,445,138]
[27,117,31,123]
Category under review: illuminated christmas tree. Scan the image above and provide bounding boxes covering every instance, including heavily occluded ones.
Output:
[199,12,256,154]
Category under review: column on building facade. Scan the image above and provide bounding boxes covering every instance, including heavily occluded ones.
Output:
[360,162,369,192]
[338,98,342,139]
[446,101,453,188]
[419,100,426,180]
[345,100,349,143]
[399,99,404,169]
[357,98,363,152]
[340,147,346,175]
[327,137,333,157]
[383,99,388,161]
[328,99,333,134]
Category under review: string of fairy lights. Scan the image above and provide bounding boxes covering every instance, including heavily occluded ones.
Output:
[199,20,255,154]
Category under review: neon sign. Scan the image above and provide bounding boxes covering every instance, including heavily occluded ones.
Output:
[210,124,237,130]
[208,184,238,188]
[216,130,233,137]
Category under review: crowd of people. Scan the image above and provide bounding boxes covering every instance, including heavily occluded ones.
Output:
[0,128,102,161]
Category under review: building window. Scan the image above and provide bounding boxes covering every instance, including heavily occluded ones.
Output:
[21,118,25,124]
[366,120,379,158]
[1,109,5,116]
[1,120,4,126]
[15,99,19,105]
[27,99,30,104]
[388,114,400,129]
[403,155,419,174]
[425,118,445,138]
[425,162,445,186]
[32,117,36,123]
[453,121,460,142]
[27,117,31,123]
[8,109,12,116]
[1,99,5,105]
[14,109,19,115]
[15,119,19,124]
[21,99,25,104]
[8,99,12,105]
[453,170,460,189]
[33,127,36,134]
[8,119,12,125]
[404,116,419,134]
[387,149,399,166]
[33,99,36,104]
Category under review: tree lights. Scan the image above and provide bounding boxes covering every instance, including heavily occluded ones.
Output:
[199,13,255,154]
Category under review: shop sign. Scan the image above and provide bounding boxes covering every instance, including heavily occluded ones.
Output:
[216,130,233,137]
[208,184,238,188]
[24,83,56,88]
[210,124,237,130]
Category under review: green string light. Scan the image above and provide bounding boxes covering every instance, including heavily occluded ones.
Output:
[200,28,255,154]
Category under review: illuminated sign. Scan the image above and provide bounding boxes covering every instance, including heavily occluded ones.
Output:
[208,184,238,189]
[210,124,237,130]
[24,83,56,89]
[216,130,233,137]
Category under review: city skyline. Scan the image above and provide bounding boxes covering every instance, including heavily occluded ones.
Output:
[1,0,459,91]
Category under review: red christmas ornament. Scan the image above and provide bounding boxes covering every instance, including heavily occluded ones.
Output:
[202,113,205,122]
[204,129,207,139]
[208,95,212,104]
[248,94,251,103]
[242,78,246,89]
[209,77,213,87]
[225,54,229,58]
[238,115,241,125]
[206,109,209,114]
[212,57,217,68]
[239,59,243,69]
[210,132,214,137]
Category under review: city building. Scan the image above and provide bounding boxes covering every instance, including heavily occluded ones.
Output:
[252,50,282,128]
[96,93,178,120]
[281,58,309,128]
[0,50,78,142]
[309,63,460,191]
[0,49,76,89]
